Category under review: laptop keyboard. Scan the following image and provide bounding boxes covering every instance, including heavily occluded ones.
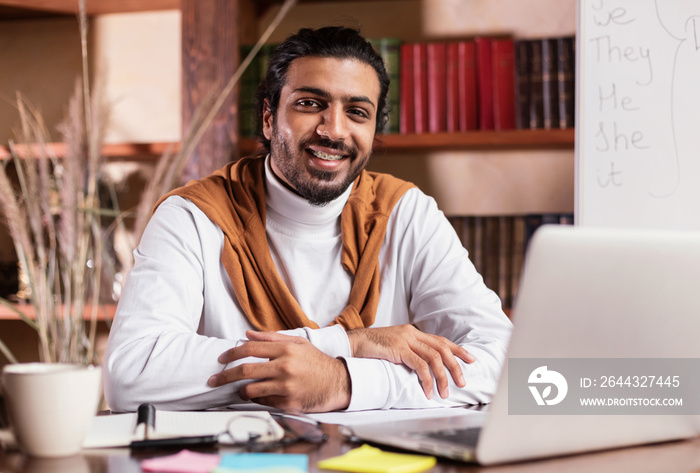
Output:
[421,427,481,447]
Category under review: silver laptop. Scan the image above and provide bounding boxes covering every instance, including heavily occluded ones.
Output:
[346,225,700,465]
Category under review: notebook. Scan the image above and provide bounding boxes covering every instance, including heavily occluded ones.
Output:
[346,225,700,465]
[83,409,282,448]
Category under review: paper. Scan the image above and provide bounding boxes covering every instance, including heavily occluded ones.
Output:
[141,449,221,473]
[317,444,435,473]
[84,410,283,448]
[214,452,308,473]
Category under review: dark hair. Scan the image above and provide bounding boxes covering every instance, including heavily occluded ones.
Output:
[254,26,391,155]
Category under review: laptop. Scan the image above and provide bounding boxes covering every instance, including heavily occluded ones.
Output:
[346,225,700,465]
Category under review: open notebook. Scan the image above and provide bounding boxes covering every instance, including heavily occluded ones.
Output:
[84,409,282,448]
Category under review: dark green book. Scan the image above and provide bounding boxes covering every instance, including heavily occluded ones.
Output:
[370,38,401,134]
[239,44,260,139]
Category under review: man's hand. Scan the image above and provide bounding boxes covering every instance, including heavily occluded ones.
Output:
[347,324,475,400]
[208,330,350,413]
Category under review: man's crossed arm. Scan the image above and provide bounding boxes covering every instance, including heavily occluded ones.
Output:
[207,325,475,413]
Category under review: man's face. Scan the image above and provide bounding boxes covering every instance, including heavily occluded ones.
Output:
[263,56,380,206]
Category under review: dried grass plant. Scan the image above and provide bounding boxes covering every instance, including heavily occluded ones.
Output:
[0,0,109,364]
[0,0,297,365]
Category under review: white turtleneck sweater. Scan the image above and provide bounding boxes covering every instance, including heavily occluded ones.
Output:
[104,157,512,412]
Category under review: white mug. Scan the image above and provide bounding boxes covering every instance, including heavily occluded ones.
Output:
[1,363,102,457]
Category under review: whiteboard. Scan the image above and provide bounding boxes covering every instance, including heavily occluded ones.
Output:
[576,0,700,229]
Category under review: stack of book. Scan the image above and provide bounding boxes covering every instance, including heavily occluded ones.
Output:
[514,36,575,130]
[400,35,575,134]
[448,213,574,311]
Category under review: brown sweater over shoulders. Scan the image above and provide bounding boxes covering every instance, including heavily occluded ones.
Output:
[155,156,415,331]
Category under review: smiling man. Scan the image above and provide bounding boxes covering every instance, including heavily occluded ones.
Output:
[104,27,512,413]
[266,56,377,206]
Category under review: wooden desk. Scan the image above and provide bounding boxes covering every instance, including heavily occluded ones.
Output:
[1,424,700,473]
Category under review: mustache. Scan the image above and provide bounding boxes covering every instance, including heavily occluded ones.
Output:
[300,137,357,157]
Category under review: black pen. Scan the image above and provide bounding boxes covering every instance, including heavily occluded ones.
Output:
[130,435,219,449]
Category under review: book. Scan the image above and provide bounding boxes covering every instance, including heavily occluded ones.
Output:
[513,40,531,130]
[371,38,402,134]
[524,214,543,247]
[475,37,494,130]
[446,42,460,132]
[457,40,478,131]
[412,43,429,134]
[238,43,275,139]
[510,215,527,309]
[426,42,447,133]
[258,43,275,84]
[497,215,513,308]
[541,38,559,129]
[239,45,260,139]
[483,217,500,295]
[527,39,544,129]
[399,43,415,134]
[491,37,516,131]
[556,35,575,129]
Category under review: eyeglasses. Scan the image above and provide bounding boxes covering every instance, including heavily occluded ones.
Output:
[220,411,328,451]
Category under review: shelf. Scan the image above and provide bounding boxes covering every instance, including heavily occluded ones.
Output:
[241,128,575,155]
[0,0,178,19]
[0,141,178,161]
[374,129,574,151]
[0,302,116,321]
[1,129,574,161]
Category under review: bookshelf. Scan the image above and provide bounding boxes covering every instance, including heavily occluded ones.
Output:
[0,0,575,322]
[0,0,575,163]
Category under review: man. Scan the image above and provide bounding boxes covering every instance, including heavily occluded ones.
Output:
[104,26,512,413]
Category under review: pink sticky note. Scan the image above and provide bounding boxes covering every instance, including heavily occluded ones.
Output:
[141,449,221,473]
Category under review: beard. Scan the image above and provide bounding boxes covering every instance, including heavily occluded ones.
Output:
[269,123,372,206]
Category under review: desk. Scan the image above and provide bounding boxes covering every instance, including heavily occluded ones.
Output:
[2,423,700,473]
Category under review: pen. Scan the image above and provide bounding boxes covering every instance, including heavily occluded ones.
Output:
[136,403,156,440]
[130,435,219,449]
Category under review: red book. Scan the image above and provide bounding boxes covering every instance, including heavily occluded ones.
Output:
[475,37,494,130]
[446,42,459,132]
[492,37,516,130]
[412,43,429,134]
[399,43,415,134]
[426,42,447,133]
[457,40,478,131]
